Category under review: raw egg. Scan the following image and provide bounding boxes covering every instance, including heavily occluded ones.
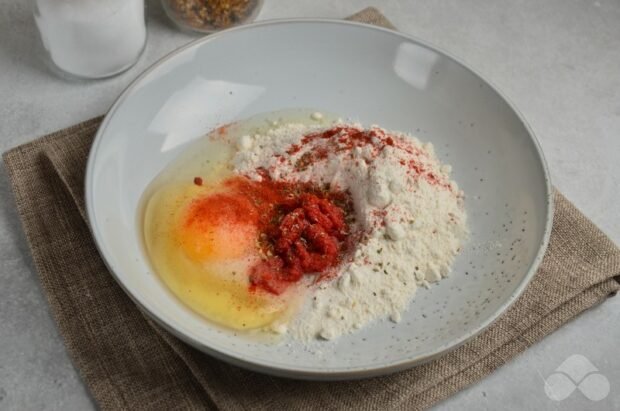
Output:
[143,182,288,330]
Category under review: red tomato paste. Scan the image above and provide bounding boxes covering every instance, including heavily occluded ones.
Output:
[192,172,354,295]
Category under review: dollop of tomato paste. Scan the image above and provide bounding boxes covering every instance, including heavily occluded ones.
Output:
[211,172,354,295]
[250,192,350,295]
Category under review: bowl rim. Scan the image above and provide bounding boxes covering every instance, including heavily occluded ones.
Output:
[85,18,554,380]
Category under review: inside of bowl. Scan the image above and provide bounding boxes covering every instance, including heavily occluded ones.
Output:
[88,20,550,376]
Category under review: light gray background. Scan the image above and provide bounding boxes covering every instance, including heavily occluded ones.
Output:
[1,0,618,410]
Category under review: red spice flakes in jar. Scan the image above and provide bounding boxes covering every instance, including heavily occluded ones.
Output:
[164,0,262,32]
[193,176,203,186]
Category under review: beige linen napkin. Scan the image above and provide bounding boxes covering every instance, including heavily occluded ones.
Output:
[3,7,619,411]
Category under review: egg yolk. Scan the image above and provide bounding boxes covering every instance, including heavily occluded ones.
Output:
[143,183,288,330]
[177,193,258,262]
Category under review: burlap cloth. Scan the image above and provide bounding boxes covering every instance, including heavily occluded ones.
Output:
[3,7,619,411]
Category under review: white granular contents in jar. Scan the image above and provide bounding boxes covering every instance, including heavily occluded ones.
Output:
[233,118,467,342]
[34,0,146,78]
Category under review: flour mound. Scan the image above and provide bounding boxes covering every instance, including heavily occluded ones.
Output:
[232,121,467,341]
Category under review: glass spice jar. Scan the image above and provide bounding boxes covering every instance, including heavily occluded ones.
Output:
[161,0,264,34]
[33,0,147,79]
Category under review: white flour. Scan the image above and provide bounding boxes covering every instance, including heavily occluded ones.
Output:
[232,118,467,341]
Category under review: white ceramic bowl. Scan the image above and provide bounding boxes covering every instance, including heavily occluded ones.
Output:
[86,20,553,379]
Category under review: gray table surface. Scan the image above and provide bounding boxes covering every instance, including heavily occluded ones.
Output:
[1,0,619,410]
